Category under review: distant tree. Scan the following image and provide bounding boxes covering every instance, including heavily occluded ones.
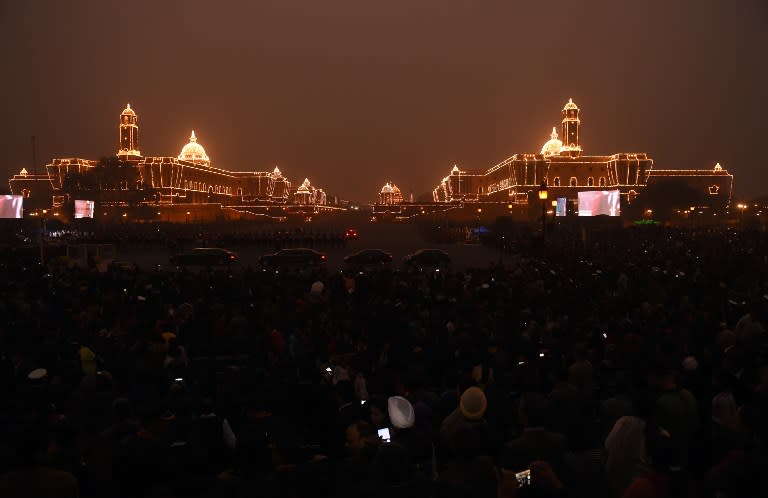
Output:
[640,180,704,220]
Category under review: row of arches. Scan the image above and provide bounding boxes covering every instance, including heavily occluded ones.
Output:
[550,176,607,187]
[182,180,234,196]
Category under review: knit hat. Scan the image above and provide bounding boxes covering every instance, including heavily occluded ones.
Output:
[460,386,487,421]
[27,368,48,381]
[682,356,699,371]
[387,396,415,429]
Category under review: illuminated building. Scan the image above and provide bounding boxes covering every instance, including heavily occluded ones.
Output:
[432,99,733,213]
[379,182,404,205]
[9,104,329,218]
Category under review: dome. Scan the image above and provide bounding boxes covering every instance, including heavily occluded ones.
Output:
[296,178,311,194]
[178,131,210,166]
[273,166,282,177]
[540,127,563,156]
[563,98,578,111]
[380,182,393,194]
[121,103,136,116]
[391,184,402,195]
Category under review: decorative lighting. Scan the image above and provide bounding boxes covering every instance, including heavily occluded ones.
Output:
[538,182,548,200]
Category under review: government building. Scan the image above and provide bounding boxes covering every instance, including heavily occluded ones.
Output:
[432,99,733,215]
[9,104,329,220]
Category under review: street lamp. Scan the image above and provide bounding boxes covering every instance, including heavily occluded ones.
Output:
[737,203,747,229]
[538,182,548,238]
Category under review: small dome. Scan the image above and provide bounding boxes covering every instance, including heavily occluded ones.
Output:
[714,162,723,171]
[451,165,460,174]
[178,131,210,166]
[541,127,563,156]
[121,103,136,116]
[391,184,402,195]
[381,182,393,194]
[563,98,578,111]
[273,166,282,177]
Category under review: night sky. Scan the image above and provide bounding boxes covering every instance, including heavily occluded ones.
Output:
[2,0,766,201]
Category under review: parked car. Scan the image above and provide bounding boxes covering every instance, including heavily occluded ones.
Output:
[171,248,239,267]
[108,259,139,273]
[403,249,451,271]
[344,228,359,240]
[343,249,393,271]
[260,248,327,269]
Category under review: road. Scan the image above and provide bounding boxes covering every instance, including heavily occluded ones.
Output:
[117,222,503,272]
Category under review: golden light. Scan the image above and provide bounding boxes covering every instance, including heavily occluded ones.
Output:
[42,209,47,214]
[186,211,191,215]
[477,208,482,213]
[551,200,558,207]
[507,204,513,209]
[122,213,127,217]
[157,212,161,215]
[538,182,548,200]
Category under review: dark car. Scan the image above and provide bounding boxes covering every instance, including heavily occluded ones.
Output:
[343,249,393,271]
[260,248,327,270]
[108,259,139,273]
[171,248,239,267]
[403,249,451,271]
[344,228,359,240]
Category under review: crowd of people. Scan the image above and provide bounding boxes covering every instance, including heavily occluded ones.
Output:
[0,223,767,498]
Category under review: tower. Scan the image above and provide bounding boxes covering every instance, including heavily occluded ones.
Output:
[561,98,581,153]
[117,103,141,158]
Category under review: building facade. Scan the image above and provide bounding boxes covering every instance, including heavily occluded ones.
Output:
[433,99,733,212]
[9,104,327,216]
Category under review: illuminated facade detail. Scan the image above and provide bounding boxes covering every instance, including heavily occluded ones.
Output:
[117,104,141,158]
[20,168,28,176]
[178,131,210,166]
[432,99,734,211]
[295,178,312,205]
[379,182,404,205]
[541,127,563,156]
[561,98,581,153]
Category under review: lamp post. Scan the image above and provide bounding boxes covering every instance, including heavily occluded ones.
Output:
[538,182,548,239]
[737,204,746,230]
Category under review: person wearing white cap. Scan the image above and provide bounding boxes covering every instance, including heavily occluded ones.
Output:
[388,396,415,429]
[387,396,431,461]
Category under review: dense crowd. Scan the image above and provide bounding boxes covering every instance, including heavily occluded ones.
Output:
[1,224,767,498]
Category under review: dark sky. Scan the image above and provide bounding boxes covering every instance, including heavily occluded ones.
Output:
[2,0,766,201]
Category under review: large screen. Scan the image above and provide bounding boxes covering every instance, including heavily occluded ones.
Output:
[578,190,620,216]
[0,195,23,219]
[556,197,567,217]
[74,200,95,219]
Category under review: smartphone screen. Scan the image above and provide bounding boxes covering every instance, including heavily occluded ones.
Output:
[515,469,531,487]
[377,427,391,443]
